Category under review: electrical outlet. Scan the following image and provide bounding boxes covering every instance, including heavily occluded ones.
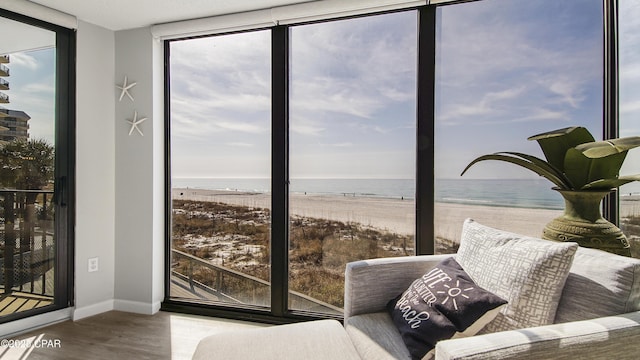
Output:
[88,257,99,272]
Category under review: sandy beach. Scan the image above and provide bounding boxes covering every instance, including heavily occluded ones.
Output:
[171,188,640,243]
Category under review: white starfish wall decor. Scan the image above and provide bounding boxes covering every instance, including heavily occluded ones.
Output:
[127,110,147,136]
[116,75,137,102]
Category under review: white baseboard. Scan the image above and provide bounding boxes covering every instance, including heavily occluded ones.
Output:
[1,308,73,338]
[114,299,161,315]
[73,300,115,321]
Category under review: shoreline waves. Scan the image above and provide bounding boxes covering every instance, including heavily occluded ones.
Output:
[172,188,640,241]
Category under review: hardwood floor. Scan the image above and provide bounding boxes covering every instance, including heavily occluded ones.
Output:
[1,311,269,360]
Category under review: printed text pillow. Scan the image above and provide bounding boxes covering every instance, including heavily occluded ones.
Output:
[387,257,507,360]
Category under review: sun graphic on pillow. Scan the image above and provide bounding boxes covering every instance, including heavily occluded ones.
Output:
[436,280,474,311]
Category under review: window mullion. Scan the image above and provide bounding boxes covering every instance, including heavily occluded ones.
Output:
[603,0,619,224]
[416,6,436,255]
[271,25,290,317]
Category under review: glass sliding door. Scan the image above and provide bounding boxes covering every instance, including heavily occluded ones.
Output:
[0,13,74,322]
[619,0,640,259]
[433,0,604,253]
[168,30,272,308]
[289,11,417,314]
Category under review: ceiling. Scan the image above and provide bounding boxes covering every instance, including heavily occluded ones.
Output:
[28,0,319,31]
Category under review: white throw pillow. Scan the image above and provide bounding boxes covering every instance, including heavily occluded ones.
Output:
[456,218,578,333]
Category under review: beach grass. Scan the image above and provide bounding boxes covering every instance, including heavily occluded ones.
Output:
[172,199,412,308]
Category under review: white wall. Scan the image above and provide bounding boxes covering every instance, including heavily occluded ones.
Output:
[73,22,165,320]
[113,27,164,314]
[74,24,164,319]
[73,20,117,320]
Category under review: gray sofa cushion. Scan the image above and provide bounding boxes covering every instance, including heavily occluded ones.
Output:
[435,311,640,360]
[344,312,411,359]
[555,246,640,323]
[192,319,361,360]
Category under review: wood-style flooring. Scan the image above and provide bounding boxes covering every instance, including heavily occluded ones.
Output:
[1,311,268,360]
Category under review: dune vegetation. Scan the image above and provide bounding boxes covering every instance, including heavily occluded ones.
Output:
[171,199,413,308]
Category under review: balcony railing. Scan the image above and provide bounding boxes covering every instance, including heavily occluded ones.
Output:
[0,93,8,104]
[0,55,8,64]
[0,64,9,77]
[0,78,8,90]
[171,249,342,314]
[1,190,55,302]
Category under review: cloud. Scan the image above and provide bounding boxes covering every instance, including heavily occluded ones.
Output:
[289,12,417,123]
[290,121,325,136]
[319,142,353,147]
[216,121,264,133]
[170,30,271,142]
[225,142,254,147]
[435,1,601,128]
[512,108,570,123]
[438,87,525,123]
[8,52,39,70]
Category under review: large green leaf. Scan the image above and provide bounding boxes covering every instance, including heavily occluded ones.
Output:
[498,152,572,188]
[582,175,640,190]
[527,126,594,172]
[575,136,640,158]
[564,148,627,189]
[460,153,569,189]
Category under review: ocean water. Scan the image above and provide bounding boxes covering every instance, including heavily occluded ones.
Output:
[172,177,567,210]
[436,178,564,210]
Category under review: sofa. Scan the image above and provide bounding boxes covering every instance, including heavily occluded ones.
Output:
[193,220,640,359]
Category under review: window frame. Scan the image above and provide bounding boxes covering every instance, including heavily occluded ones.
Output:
[0,8,76,324]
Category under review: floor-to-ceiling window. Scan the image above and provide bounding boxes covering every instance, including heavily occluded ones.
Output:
[0,11,75,323]
[288,11,417,314]
[165,0,621,322]
[168,30,272,309]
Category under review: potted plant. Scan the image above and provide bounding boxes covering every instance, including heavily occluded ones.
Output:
[461,126,640,256]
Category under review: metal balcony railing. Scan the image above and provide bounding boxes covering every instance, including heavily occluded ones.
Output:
[0,55,8,64]
[0,78,8,90]
[1,190,55,298]
[171,249,342,314]
[0,93,8,103]
[0,64,9,76]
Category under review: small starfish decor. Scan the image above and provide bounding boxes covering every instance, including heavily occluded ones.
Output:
[127,110,147,136]
[116,75,137,102]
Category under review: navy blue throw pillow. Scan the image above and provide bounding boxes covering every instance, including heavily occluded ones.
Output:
[387,257,507,360]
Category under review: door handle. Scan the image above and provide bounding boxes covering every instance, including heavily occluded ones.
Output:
[54,176,67,207]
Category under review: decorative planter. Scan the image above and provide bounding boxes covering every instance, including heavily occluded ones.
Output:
[542,188,631,257]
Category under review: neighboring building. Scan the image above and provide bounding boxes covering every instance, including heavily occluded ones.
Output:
[0,108,30,144]
[0,54,31,144]
[0,54,9,104]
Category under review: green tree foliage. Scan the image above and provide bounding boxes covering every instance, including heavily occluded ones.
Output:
[0,139,54,190]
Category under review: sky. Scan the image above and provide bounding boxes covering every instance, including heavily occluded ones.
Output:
[434,0,604,179]
[1,17,56,146]
[160,0,633,183]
